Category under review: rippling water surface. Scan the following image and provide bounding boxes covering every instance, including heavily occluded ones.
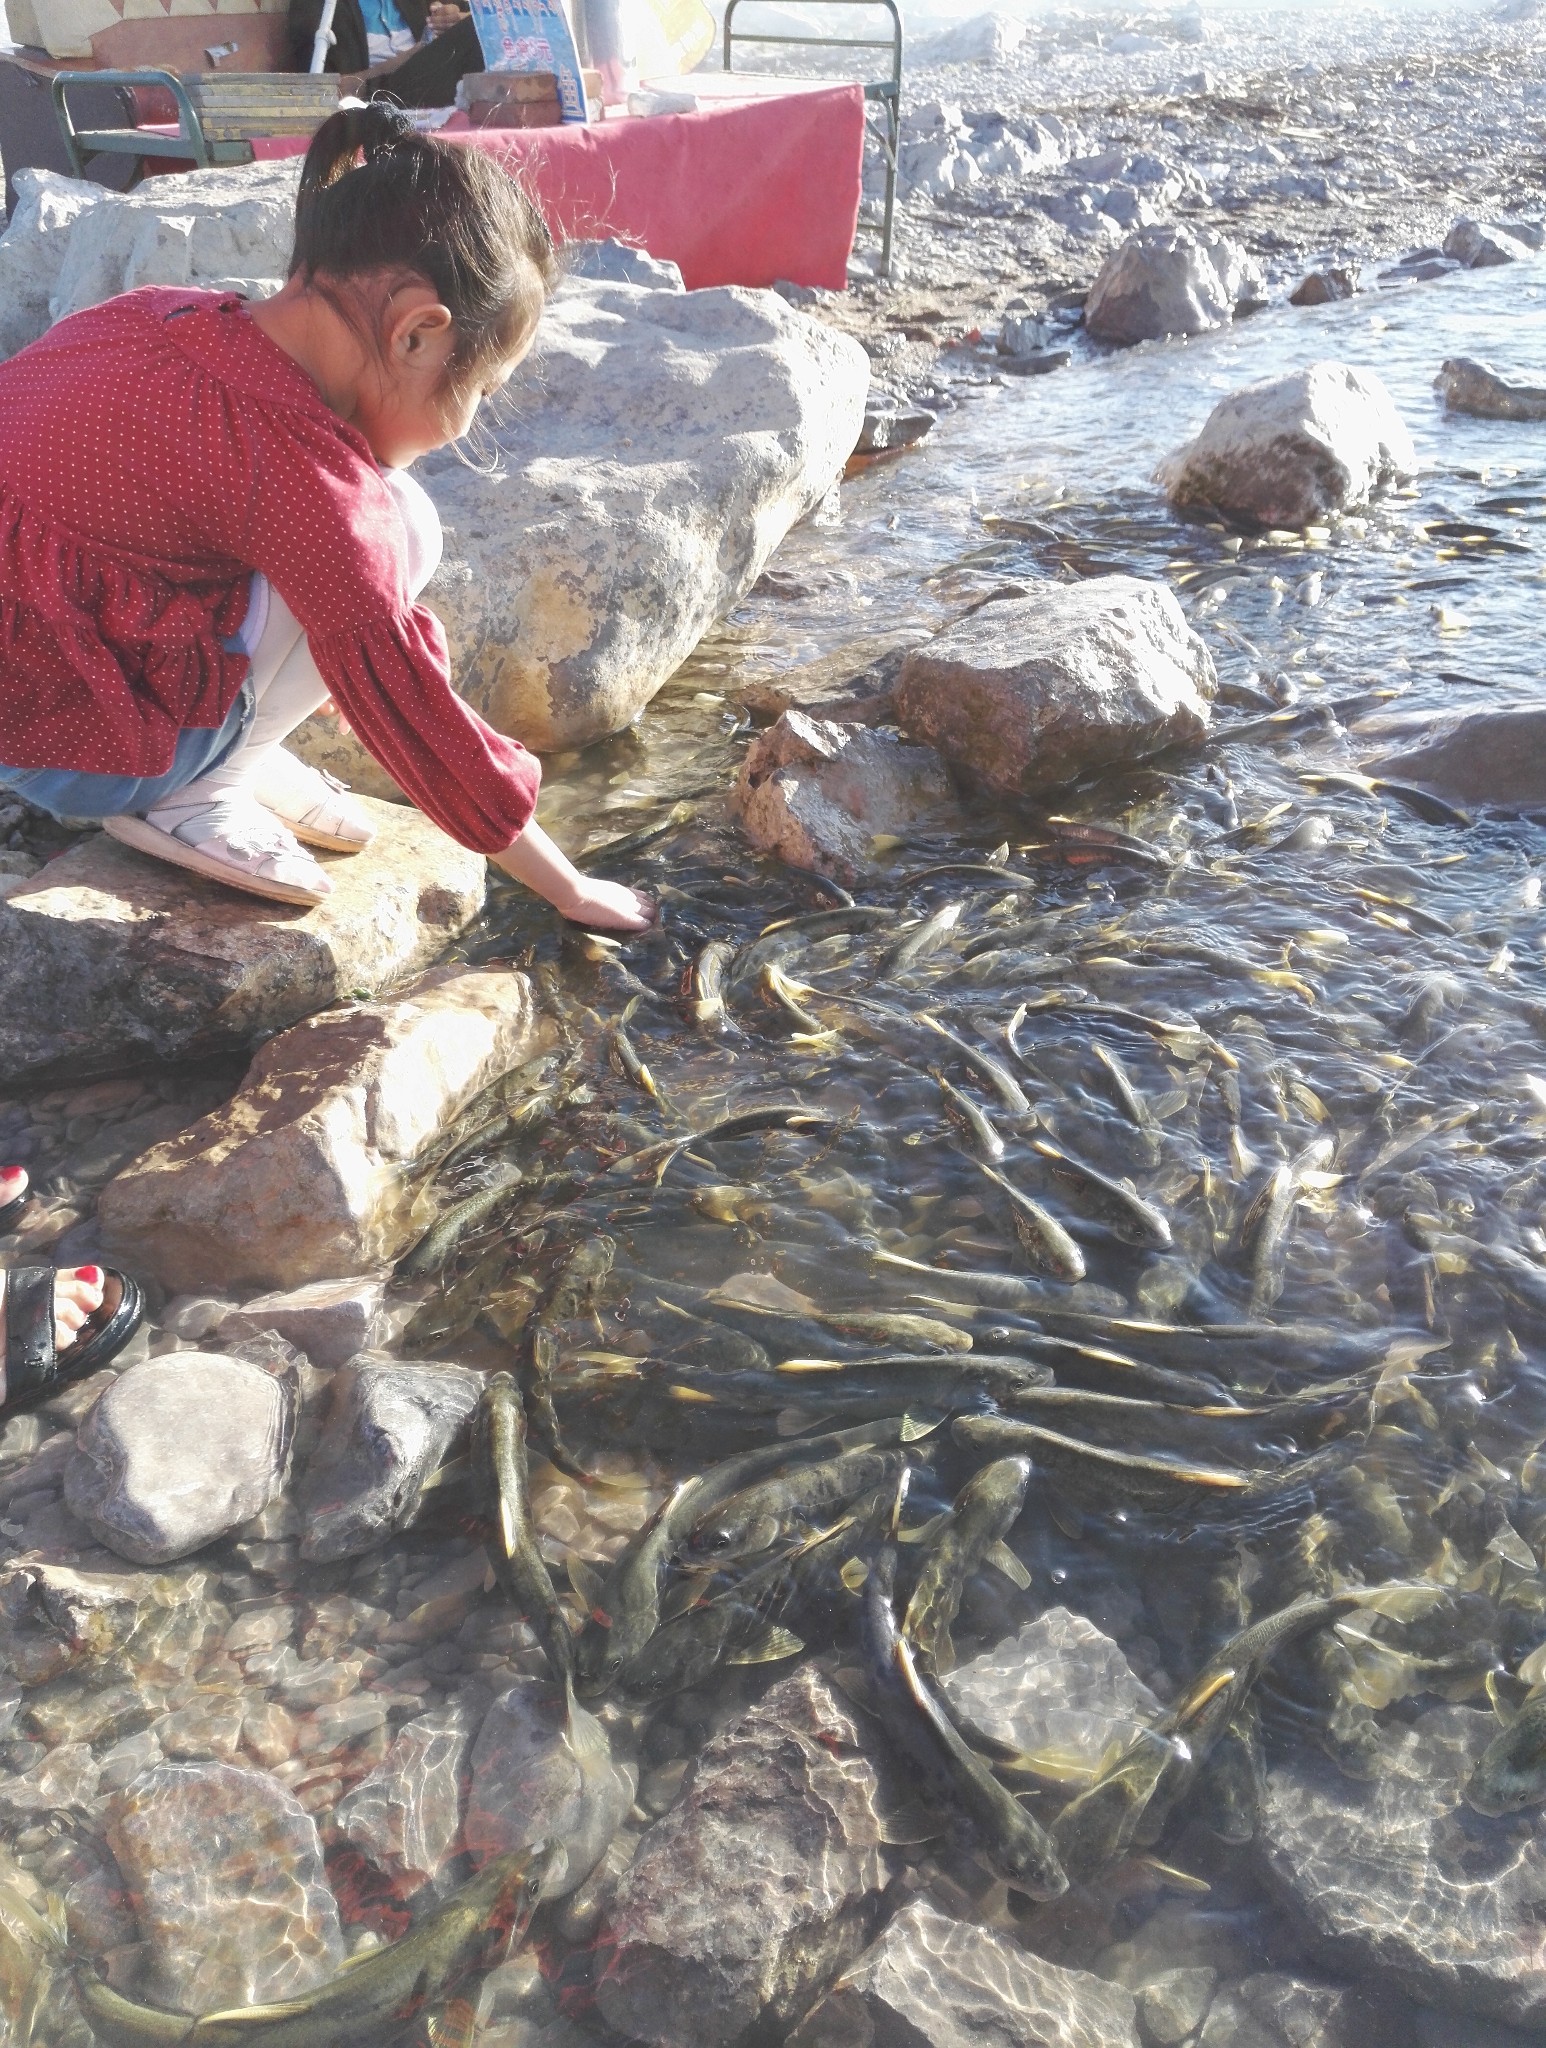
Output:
[15,260,1546,2046]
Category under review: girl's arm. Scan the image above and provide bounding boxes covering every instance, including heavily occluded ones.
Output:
[494,815,655,932]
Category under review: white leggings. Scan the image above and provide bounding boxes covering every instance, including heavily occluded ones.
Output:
[155,468,443,812]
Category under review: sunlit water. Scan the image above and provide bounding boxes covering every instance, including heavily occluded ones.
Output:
[13,260,1546,2044]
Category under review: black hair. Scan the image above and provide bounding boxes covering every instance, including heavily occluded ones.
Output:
[291,100,559,391]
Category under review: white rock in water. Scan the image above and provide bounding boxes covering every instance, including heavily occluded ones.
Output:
[790,1899,1140,2048]
[108,1759,344,2011]
[942,1608,1162,1771]
[893,576,1214,793]
[336,1700,480,1891]
[1159,362,1416,529]
[218,1276,389,1371]
[0,796,486,1090]
[64,1351,295,1565]
[298,1355,484,1561]
[99,966,538,1294]
[733,709,956,883]
[1259,1707,1546,2027]
[295,280,868,770]
[466,1679,636,1899]
[1085,222,1265,347]
[923,11,1026,62]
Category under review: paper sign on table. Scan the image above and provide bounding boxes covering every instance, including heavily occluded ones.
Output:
[467,0,588,121]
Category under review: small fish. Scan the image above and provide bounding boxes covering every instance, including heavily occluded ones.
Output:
[398,1161,529,1278]
[1090,1043,1156,1134]
[903,1455,1032,1674]
[688,939,737,1029]
[609,995,671,1108]
[614,1540,812,1700]
[688,1436,915,1561]
[473,1374,573,1687]
[923,1013,1032,1116]
[862,1241,1043,1310]
[761,962,838,1043]
[525,1236,615,1475]
[862,1549,1067,1897]
[1028,1137,1172,1250]
[934,1070,1005,1163]
[974,1160,1087,1281]
[612,1104,848,1181]
[880,901,965,974]
[954,1415,1256,1507]
[1243,1134,1337,1312]
[10,1844,560,2048]
[1465,1696,1546,1816]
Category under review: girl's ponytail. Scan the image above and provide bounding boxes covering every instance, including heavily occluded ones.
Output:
[290,99,558,389]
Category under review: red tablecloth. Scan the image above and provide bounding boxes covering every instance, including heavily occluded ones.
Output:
[242,83,864,291]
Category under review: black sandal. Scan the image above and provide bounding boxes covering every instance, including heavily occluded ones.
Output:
[0,1183,27,1233]
[3,1265,145,1414]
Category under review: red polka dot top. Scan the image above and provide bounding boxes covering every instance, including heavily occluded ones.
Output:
[0,286,540,853]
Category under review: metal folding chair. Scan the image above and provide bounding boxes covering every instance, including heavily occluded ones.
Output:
[721,0,902,280]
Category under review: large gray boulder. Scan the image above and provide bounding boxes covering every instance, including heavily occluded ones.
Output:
[1085,223,1264,347]
[893,577,1215,793]
[1436,356,1546,422]
[65,1350,295,1565]
[1159,363,1415,529]
[298,279,869,767]
[0,798,486,1089]
[1258,1705,1546,2027]
[790,1899,1141,2047]
[98,966,540,1294]
[0,168,105,359]
[596,1664,892,2046]
[298,1355,483,1562]
[1442,216,1540,269]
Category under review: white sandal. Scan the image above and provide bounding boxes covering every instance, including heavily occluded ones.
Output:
[103,794,333,908]
[256,750,375,854]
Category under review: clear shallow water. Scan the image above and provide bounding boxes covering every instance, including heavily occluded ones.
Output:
[12,261,1546,2045]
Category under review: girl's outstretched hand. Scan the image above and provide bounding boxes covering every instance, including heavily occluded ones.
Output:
[559,876,656,932]
[492,816,656,932]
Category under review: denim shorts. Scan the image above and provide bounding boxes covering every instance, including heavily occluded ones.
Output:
[0,677,255,823]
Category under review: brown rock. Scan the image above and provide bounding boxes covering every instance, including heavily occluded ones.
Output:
[98,967,540,1294]
[1289,268,1360,307]
[732,709,955,883]
[0,799,485,1088]
[595,1665,892,2046]
[893,578,1214,794]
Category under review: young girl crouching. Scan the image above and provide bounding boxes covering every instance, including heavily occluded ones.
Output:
[0,104,652,1408]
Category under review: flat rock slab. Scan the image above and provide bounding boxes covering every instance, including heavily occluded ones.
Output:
[0,799,485,1088]
[1158,362,1415,530]
[336,1699,480,1892]
[1085,222,1264,346]
[1436,356,1546,422]
[596,1664,892,2046]
[108,1759,344,2011]
[943,1606,1162,1772]
[465,1678,636,1899]
[1257,1705,1546,2028]
[298,1356,484,1563]
[1362,704,1546,808]
[894,576,1214,793]
[293,279,870,768]
[733,709,957,882]
[64,1351,295,1565]
[98,966,538,1294]
[217,1275,389,1371]
[790,1898,1140,2048]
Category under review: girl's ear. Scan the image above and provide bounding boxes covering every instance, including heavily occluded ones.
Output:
[388,296,456,367]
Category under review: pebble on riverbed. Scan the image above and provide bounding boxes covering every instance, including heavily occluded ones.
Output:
[298,1356,483,1563]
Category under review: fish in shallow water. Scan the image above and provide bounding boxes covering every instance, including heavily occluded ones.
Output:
[1465,1695,1546,1815]
[1244,1134,1337,1313]
[1027,1137,1172,1251]
[687,1437,916,1561]
[3,1843,561,2048]
[861,1548,1067,1898]
[903,1455,1032,1674]
[397,1161,529,1278]
[974,1161,1086,1282]
[473,1373,573,1687]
